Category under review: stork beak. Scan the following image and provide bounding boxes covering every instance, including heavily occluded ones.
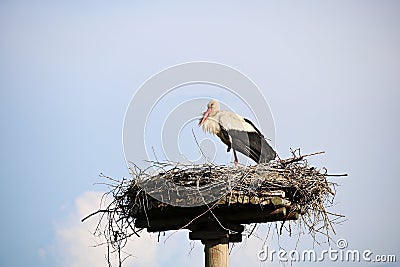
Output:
[199,108,212,126]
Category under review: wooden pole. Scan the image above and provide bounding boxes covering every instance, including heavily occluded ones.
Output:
[203,237,229,267]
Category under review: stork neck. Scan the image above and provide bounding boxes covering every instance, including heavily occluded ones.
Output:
[201,114,220,135]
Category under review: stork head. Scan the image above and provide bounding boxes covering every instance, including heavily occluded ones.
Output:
[199,99,220,126]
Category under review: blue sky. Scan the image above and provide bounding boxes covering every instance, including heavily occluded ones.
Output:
[1,1,399,266]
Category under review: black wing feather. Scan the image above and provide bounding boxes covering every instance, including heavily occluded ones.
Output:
[243,118,262,135]
[219,126,231,152]
[227,120,276,163]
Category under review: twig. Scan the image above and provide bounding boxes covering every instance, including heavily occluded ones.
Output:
[81,210,109,222]
[191,128,212,163]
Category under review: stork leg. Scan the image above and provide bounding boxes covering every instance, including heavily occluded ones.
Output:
[233,149,238,166]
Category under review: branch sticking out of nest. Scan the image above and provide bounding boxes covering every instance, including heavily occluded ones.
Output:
[82,150,346,267]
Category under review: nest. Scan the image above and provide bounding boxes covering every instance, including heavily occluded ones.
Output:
[83,150,345,266]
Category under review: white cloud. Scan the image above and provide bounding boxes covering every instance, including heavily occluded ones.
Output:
[47,191,159,267]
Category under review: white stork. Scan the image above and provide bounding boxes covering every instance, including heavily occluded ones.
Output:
[199,99,276,165]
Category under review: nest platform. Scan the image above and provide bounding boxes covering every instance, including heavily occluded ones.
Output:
[108,152,338,244]
[82,151,344,267]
